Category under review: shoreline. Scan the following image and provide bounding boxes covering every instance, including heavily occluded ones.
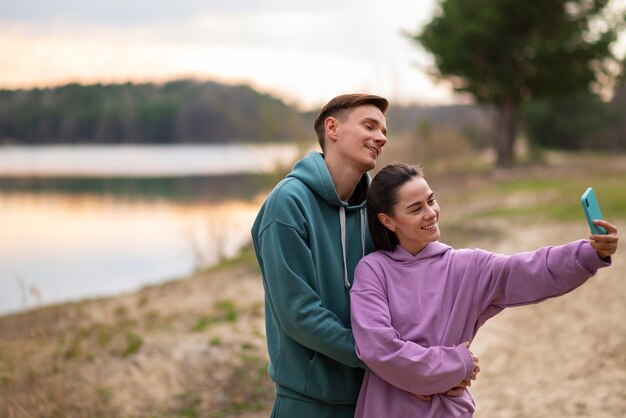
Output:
[2,153,625,417]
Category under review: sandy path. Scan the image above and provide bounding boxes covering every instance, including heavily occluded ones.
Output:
[1,216,623,418]
[224,221,626,418]
[468,222,626,417]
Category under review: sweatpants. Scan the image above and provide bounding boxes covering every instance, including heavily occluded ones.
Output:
[271,395,356,418]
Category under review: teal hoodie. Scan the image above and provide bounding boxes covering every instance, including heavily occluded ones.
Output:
[251,151,374,404]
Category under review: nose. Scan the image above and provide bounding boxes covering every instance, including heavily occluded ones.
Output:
[424,204,437,219]
[375,131,387,147]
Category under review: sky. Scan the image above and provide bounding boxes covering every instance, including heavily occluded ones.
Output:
[1,1,624,111]
[0,0,461,110]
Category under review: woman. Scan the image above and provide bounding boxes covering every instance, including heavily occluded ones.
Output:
[350,163,618,418]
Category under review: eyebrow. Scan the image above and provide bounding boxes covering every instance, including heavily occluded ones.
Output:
[405,192,434,210]
[363,117,387,136]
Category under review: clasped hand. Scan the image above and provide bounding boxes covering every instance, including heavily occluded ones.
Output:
[414,341,479,402]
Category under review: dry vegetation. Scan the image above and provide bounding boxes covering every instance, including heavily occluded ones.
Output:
[1,149,625,417]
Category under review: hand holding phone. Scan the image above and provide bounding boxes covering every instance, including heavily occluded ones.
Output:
[581,187,608,235]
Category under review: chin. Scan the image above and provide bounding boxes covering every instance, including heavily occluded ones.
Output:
[361,159,376,171]
[424,233,439,243]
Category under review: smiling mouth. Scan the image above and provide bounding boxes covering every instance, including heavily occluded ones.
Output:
[365,146,379,157]
[421,223,438,231]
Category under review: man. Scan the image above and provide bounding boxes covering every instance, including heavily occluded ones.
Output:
[251,94,389,417]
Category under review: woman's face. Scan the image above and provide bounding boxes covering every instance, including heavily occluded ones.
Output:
[379,176,440,255]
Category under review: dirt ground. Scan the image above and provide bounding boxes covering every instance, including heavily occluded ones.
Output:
[242,222,626,418]
[1,229,624,418]
[466,222,626,418]
[1,155,625,417]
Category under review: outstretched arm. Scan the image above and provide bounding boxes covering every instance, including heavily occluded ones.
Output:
[473,228,615,314]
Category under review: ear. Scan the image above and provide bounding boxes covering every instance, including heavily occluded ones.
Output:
[377,213,396,232]
[324,116,339,143]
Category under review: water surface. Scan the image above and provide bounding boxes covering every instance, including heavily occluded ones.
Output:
[0,144,300,315]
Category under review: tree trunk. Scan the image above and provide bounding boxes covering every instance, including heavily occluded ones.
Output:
[494,98,520,168]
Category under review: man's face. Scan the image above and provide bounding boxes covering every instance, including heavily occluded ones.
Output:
[332,104,387,171]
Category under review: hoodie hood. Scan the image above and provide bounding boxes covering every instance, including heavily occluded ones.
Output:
[287,151,369,210]
[383,241,452,263]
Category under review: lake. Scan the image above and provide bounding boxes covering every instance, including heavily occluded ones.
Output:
[0,144,302,316]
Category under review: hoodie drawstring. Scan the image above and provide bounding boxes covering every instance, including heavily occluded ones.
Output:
[339,207,367,288]
[339,206,350,288]
[360,208,365,258]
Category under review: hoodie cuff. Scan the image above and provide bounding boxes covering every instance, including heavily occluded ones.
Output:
[578,240,611,273]
[454,343,474,383]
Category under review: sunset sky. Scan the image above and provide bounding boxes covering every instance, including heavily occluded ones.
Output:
[1,1,624,110]
[0,0,460,110]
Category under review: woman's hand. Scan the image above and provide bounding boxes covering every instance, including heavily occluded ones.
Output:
[415,341,480,401]
[448,341,480,396]
[459,341,480,385]
[589,220,619,259]
[445,382,468,397]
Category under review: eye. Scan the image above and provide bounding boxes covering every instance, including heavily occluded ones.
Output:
[428,198,436,205]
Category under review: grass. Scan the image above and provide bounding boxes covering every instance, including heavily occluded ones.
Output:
[1,150,624,418]
[485,179,626,222]
[191,299,239,331]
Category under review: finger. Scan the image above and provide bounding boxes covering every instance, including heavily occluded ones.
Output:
[414,394,432,402]
[588,239,618,252]
[593,220,618,234]
[446,389,463,397]
[590,235,619,244]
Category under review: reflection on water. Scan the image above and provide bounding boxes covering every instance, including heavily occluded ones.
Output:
[0,191,263,316]
[0,143,303,316]
[0,144,299,177]
[0,144,303,316]
[0,173,280,202]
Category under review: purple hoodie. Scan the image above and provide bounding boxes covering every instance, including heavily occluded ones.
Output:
[350,240,610,418]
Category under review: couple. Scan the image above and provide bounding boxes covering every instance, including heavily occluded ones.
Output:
[251,94,619,418]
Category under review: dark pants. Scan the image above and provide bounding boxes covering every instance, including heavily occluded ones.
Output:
[271,395,356,418]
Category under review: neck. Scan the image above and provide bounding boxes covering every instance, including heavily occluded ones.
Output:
[324,153,365,202]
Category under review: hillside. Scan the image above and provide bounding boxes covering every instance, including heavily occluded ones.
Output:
[1,151,625,418]
[0,80,309,145]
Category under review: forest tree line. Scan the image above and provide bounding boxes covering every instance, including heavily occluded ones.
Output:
[0,78,624,152]
[0,80,310,144]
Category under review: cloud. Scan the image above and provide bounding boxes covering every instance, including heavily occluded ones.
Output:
[0,0,456,107]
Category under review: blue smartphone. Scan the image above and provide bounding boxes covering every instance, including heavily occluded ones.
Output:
[581,187,607,235]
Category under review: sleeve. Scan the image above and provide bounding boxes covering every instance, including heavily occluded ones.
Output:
[258,219,364,368]
[473,239,611,314]
[350,260,474,396]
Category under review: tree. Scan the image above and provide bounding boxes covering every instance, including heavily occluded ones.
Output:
[413,0,625,167]
[523,93,614,150]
